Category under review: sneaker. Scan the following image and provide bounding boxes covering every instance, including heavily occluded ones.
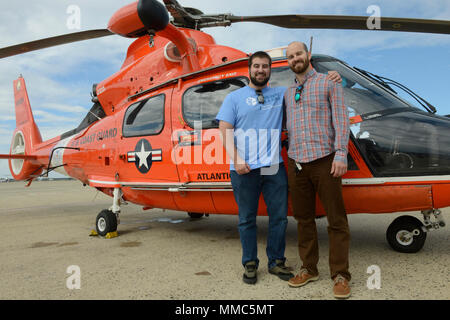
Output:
[243,261,257,284]
[288,268,319,287]
[269,259,294,281]
[333,274,351,299]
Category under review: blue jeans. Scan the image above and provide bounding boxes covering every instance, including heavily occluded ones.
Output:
[230,162,288,269]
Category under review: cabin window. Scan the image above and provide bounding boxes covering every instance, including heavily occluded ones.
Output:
[123,94,165,137]
[182,77,249,129]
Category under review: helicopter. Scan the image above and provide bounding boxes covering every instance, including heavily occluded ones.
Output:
[0,0,449,253]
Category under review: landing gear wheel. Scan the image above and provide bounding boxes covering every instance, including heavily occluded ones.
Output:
[188,212,204,219]
[96,209,118,236]
[386,215,427,253]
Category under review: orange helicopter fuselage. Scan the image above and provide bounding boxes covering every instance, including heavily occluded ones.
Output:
[7,25,450,217]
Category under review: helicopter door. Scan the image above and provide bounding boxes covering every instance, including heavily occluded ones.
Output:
[118,89,179,185]
[171,76,249,214]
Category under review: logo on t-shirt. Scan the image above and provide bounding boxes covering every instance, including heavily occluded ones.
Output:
[246,97,257,106]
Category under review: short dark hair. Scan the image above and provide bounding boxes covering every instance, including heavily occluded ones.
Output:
[248,51,272,68]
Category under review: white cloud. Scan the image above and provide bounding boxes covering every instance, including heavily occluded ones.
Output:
[44,103,88,113]
[32,110,80,123]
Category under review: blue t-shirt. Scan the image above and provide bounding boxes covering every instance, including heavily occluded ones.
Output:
[216,85,286,171]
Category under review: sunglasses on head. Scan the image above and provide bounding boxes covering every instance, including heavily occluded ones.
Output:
[256,90,264,104]
[295,85,304,102]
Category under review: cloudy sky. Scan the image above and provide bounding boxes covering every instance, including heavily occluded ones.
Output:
[0,0,449,178]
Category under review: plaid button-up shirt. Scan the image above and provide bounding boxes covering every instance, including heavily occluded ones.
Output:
[284,68,349,164]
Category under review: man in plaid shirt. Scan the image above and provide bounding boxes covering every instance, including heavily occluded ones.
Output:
[284,41,351,299]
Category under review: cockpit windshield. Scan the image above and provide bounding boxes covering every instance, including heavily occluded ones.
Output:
[270,55,415,117]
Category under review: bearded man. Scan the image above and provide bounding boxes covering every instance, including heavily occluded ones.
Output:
[216,51,293,284]
[284,41,351,299]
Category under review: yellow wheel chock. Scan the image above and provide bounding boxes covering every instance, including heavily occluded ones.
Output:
[89,230,118,239]
[106,231,118,239]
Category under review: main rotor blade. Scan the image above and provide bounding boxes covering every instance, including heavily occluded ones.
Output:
[228,15,450,34]
[0,29,113,59]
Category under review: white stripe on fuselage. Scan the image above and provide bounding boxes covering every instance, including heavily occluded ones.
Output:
[87,175,450,189]
[50,137,72,176]
[342,176,450,185]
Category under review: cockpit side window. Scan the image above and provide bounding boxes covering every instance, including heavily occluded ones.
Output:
[182,77,249,129]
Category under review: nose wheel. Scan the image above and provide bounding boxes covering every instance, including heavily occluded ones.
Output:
[386,215,427,253]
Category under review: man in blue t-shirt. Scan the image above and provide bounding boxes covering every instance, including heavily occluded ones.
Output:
[216,51,293,284]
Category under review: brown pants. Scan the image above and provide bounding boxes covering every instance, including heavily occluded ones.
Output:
[288,155,351,281]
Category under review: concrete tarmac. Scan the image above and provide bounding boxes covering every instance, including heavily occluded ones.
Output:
[0,180,448,300]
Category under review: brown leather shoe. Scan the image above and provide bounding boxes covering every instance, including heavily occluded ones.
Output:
[288,268,319,287]
[333,275,351,299]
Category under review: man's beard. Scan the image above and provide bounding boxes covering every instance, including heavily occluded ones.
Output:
[250,72,270,87]
[290,58,310,75]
